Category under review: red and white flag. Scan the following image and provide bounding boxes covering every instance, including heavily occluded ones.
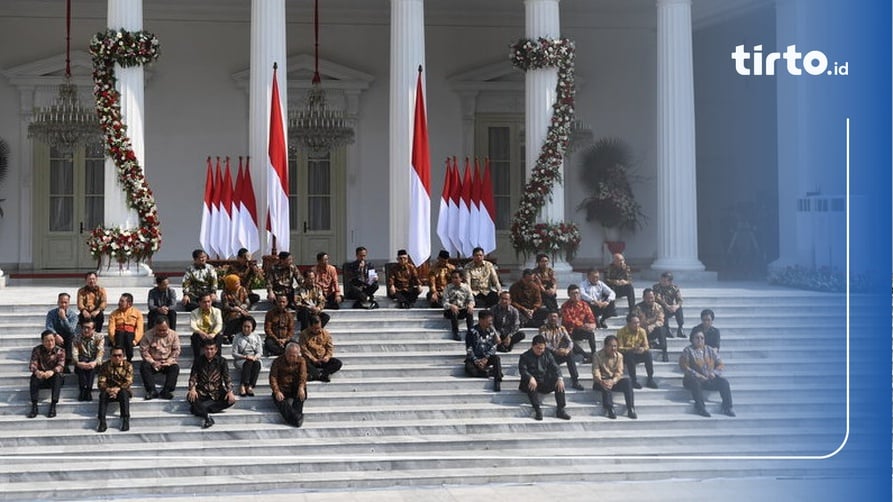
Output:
[469,157,483,251]
[266,64,290,253]
[240,157,261,255]
[233,158,246,251]
[447,157,462,255]
[199,157,214,254]
[219,157,235,259]
[436,158,456,255]
[479,157,497,254]
[209,157,223,258]
[458,158,473,257]
[408,67,431,267]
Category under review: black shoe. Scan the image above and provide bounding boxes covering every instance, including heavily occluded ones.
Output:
[646,378,658,389]
[661,353,669,363]
[77,390,86,402]
[627,408,638,419]
[27,404,38,419]
[97,419,107,433]
[160,391,174,400]
[370,301,379,310]
[571,381,585,391]
[598,320,608,329]
[246,388,255,397]
[534,409,543,421]
[556,408,571,420]
[319,373,331,383]
[676,327,686,338]
[696,407,712,418]
[292,414,304,428]
[722,407,736,417]
[452,332,462,341]
[606,408,617,419]
[145,390,159,400]
[202,416,215,429]
[493,380,501,392]
[632,381,642,390]
[120,418,130,432]
[85,390,93,402]
[47,403,57,418]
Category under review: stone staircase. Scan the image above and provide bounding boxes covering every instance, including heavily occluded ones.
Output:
[0,284,853,499]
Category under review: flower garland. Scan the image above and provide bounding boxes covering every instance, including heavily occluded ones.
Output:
[87,29,162,264]
[508,37,581,262]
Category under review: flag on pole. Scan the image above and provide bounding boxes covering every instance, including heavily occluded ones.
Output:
[447,157,462,255]
[479,157,497,254]
[267,63,290,253]
[469,157,483,251]
[209,157,223,258]
[407,66,431,267]
[436,158,455,254]
[458,158,473,257]
[199,157,214,253]
[240,157,261,255]
[220,158,235,259]
[233,158,246,251]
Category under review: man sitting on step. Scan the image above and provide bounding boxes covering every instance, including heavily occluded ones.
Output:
[264,294,296,357]
[559,284,598,363]
[27,330,66,419]
[139,318,181,400]
[633,289,669,363]
[71,319,104,402]
[509,269,549,328]
[464,310,503,392]
[518,334,571,421]
[96,346,133,432]
[387,249,422,309]
[679,330,735,418]
[592,334,637,420]
[270,342,308,427]
[538,311,584,390]
[652,271,686,339]
[45,292,79,373]
[187,340,236,429]
[443,270,476,341]
[297,315,342,382]
[615,313,658,390]
[491,291,525,352]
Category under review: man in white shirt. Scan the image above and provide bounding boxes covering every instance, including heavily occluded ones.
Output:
[580,269,617,329]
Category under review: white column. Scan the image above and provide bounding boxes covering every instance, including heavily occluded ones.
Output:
[101,0,150,277]
[388,0,426,258]
[651,0,705,272]
[250,0,288,255]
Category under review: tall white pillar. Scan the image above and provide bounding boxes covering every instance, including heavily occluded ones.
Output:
[101,0,151,279]
[388,0,426,258]
[651,0,705,272]
[250,0,288,256]
[524,0,571,273]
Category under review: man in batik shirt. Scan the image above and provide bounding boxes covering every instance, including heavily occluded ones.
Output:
[270,343,308,427]
[427,250,455,308]
[387,249,421,309]
[266,251,302,308]
[72,319,105,401]
[96,346,133,432]
[181,249,218,311]
[187,340,236,428]
[27,330,66,419]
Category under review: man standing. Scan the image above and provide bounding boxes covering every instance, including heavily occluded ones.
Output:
[270,342,308,427]
[297,315,343,382]
[344,246,380,309]
[45,292,79,373]
[72,320,104,402]
[679,330,735,417]
[147,275,178,330]
[491,291,525,352]
[181,249,218,311]
[616,313,658,389]
[465,310,503,392]
[426,250,455,308]
[653,271,685,338]
[314,252,343,310]
[518,334,571,421]
[107,293,144,363]
[605,253,635,311]
[465,247,501,308]
[27,330,65,418]
[387,249,421,309]
[139,318,181,400]
[538,311,584,390]
[187,340,237,429]
[442,270,475,341]
[77,271,107,332]
[592,334,637,419]
[189,294,223,362]
[559,284,598,363]
[634,288,669,362]
[266,251,302,308]
[509,269,548,328]
[264,294,296,357]
[96,346,133,432]
[580,269,616,328]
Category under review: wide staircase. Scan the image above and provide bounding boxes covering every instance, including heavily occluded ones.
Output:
[0,283,852,499]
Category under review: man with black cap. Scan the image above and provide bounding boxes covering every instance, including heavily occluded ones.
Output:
[387,249,421,308]
[427,250,455,308]
[266,251,302,308]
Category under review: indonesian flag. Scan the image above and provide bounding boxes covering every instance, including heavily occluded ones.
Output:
[447,157,462,255]
[219,157,235,259]
[266,64,290,253]
[479,157,497,254]
[209,158,223,258]
[407,68,431,267]
[436,158,456,255]
[233,158,246,251]
[240,157,261,255]
[469,157,483,251]
[458,158,473,257]
[199,157,214,254]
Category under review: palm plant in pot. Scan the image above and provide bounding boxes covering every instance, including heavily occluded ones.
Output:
[576,138,645,243]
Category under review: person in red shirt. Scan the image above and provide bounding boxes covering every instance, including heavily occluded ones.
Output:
[559,284,598,363]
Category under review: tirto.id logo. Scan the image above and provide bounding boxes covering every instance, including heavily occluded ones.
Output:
[732,44,848,76]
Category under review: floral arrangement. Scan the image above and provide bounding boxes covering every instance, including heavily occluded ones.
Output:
[87,29,162,264]
[577,137,645,232]
[508,37,581,262]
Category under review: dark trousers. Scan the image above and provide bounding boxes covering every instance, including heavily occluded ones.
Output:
[190,397,234,418]
[296,309,331,331]
[663,307,684,329]
[238,360,262,388]
[518,375,567,411]
[443,309,474,336]
[541,292,558,312]
[98,390,130,419]
[570,328,597,356]
[191,332,223,362]
[306,358,343,381]
[520,307,549,328]
[647,326,669,358]
[139,362,179,393]
[552,351,579,382]
[389,288,420,306]
[79,311,105,333]
[30,373,63,403]
[496,331,526,352]
[683,375,733,411]
[148,309,177,331]
[464,355,503,380]
[611,284,636,310]
[473,292,499,309]
[113,330,136,362]
[264,337,289,357]
[622,350,654,383]
[74,366,98,392]
[223,316,248,339]
[325,293,341,310]
[273,392,306,426]
[589,301,617,324]
[595,377,635,411]
[58,331,75,366]
[346,282,379,302]
[426,290,444,308]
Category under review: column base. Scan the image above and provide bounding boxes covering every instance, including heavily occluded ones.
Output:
[0,268,6,288]
[96,259,154,288]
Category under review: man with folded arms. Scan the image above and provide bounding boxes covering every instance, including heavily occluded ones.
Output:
[139,318,181,400]
[96,346,133,432]
[270,342,308,427]
[187,340,236,429]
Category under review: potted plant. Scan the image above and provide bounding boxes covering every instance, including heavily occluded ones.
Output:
[576,137,645,244]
